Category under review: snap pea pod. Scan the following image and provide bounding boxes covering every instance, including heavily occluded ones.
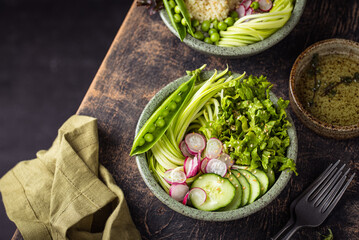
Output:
[175,0,194,36]
[130,75,196,156]
[163,0,186,41]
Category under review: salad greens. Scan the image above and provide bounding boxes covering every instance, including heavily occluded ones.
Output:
[146,65,296,193]
[219,0,294,47]
[197,75,297,174]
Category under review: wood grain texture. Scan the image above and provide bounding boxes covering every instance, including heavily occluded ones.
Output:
[13,0,359,239]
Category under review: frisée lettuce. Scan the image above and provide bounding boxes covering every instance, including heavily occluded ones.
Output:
[197,75,297,174]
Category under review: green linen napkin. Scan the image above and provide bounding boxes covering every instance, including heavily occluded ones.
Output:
[0,115,141,240]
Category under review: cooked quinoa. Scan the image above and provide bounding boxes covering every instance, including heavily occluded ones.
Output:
[184,0,241,22]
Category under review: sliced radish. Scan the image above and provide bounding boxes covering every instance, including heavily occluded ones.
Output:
[163,168,187,184]
[179,140,194,158]
[169,183,189,202]
[184,157,193,177]
[237,4,246,18]
[206,159,227,177]
[182,191,190,205]
[185,133,206,154]
[245,7,253,16]
[218,153,234,169]
[184,156,199,178]
[189,187,207,206]
[193,154,201,175]
[242,0,253,10]
[205,138,223,159]
[200,157,210,173]
[258,0,273,12]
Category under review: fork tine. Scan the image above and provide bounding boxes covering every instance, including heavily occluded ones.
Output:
[319,172,348,212]
[321,172,355,214]
[311,164,346,206]
[305,160,340,200]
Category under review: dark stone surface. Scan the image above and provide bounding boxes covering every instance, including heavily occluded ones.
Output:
[0,0,132,239]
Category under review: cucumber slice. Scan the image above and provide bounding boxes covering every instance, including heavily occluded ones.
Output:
[238,169,261,204]
[265,167,276,187]
[250,169,269,196]
[222,172,242,210]
[191,173,235,211]
[231,170,250,206]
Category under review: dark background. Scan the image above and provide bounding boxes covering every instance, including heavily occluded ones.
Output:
[0,0,132,239]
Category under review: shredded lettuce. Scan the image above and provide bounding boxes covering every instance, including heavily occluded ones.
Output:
[198,75,297,175]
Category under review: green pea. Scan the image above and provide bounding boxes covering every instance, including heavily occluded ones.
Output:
[212,19,219,30]
[251,1,259,10]
[174,5,181,14]
[224,17,234,26]
[130,73,196,156]
[201,20,210,32]
[204,37,213,44]
[162,109,169,117]
[144,133,154,142]
[194,31,204,40]
[156,118,166,128]
[208,28,218,35]
[174,94,182,103]
[173,14,182,23]
[169,101,177,111]
[210,32,220,42]
[230,11,239,19]
[147,124,156,133]
[218,22,227,31]
[138,138,145,146]
[235,17,239,21]
[181,18,187,26]
[168,0,176,9]
[192,19,200,27]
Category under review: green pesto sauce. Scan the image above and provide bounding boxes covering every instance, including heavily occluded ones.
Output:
[297,54,359,126]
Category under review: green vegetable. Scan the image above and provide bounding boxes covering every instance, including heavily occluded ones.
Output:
[210,32,220,42]
[174,5,181,13]
[163,0,186,41]
[194,31,204,40]
[212,19,219,30]
[251,1,259,10]
[192,19,200,27]
[230,11,239,19]
[201,20,210,32]
[173,13,182,23]
[130,68,201,156]
[168,0,176,9]
[208,28,218,35]
[321,229,333,240]
[219,0,294,47]
[198,74,297,174]
[174,0,194,35]
[224,17,235,27]
[218,21,228,31]
[191,173,236,211]
[204,37,213,44]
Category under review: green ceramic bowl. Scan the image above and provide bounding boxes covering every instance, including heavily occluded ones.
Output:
[159,0,306,58]
[135,71,297,221]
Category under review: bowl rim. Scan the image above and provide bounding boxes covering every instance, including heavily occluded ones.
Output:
[159,0,306,58]
[135,71,297,221]
[289,38,359,133]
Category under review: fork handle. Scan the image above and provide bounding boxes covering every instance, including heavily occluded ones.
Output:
[280,223,302,240]
[270,218,295,240]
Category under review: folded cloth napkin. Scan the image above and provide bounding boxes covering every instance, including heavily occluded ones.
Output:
[0,115,141,240]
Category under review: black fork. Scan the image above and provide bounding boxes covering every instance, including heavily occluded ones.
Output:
[272,160,355,240]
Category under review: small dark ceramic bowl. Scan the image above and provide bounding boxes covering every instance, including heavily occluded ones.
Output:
[159,0,306,58]
[135,71,297,221]
[289,38,359,139]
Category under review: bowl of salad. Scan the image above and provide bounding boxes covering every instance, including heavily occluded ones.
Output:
[157,0,306,58]
[131,65,297,221]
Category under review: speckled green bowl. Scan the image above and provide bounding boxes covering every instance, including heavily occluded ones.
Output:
[159,0,306,58]
[135,71,297,221]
